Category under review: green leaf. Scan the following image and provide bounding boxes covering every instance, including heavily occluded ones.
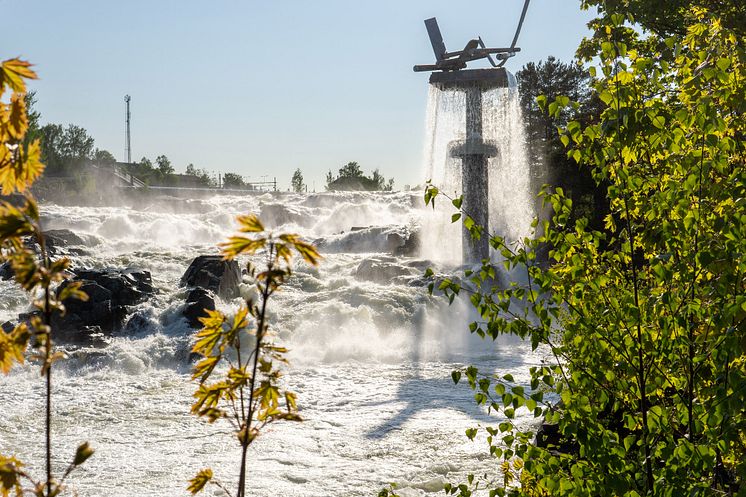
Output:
[451,371,462,384]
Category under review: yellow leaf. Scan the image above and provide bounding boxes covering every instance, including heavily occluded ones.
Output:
[58,280,89,303]
[293,240,321,266]
[7,93,28,140]
[219,236,265,258]
[231,306,249,331]
[0,58,37,94]
[235,214,264,233]
[275,243,292,263]
[192,356,219,383]
[0,138,45,194]
[0,323,30,374]
[0,454,25,496]
[187,468,213,495]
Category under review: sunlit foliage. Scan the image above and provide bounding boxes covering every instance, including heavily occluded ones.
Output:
[0,57,92,497]
[420,4,744,496]
[188,214,319,497]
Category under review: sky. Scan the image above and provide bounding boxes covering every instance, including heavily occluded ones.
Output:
[0,0,596,190]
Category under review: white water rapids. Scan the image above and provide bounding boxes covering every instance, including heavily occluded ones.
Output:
[0,87,542,497]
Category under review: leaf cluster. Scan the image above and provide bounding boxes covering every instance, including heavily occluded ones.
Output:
[0,57,92,497]
[189,214,319,496]
[415,6,745,496]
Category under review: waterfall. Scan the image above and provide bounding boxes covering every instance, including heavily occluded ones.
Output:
[419,83,534,264]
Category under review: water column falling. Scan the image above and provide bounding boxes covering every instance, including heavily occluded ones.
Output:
[448,84,497,262]
[420,68,534,265]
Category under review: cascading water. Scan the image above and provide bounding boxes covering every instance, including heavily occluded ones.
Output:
[420,82,534,265]
[0,191,543,497]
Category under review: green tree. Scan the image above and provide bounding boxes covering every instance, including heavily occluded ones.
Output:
[517,56,606,230]
[420,4,745,496]
[326,162,394,192]
[324,170,335,191]
[60,125,94,164]
[188,215,320,496]
[93,148,116,165]
[38,123,64,175]
[38,123,94,176]
[22,90,41,147]
[155,154,173,176]
[222,172,245,189]
[185,163,215,187]
[338,161,363,178]
[291,168,305,193]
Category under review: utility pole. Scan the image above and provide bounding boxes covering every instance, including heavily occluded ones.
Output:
[124,95,131,163]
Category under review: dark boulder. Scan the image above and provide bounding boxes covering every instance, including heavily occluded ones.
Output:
[0,261,13,281]
[74,268,154,305]
[27,229,92,257]
[183,287,216,328]
[52,268,155,338]
[44,229,88,248]
[181,255,241,300]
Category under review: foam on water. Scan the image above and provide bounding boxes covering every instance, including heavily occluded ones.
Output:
[1,174,538,494]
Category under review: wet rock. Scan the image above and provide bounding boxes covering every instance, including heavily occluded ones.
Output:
[315,226,413,254]
[0,261,13,281]
[183,287,216,328]
[181,255,241,300]
[123,308,158,335]
[27,229,94,257]
[62,325,108,347]
[52,267,155,338]
[44,229,88,247]
[259,203,309,228]
[354,257,417,284]
[74,268,154,305]
[395,229,420,257]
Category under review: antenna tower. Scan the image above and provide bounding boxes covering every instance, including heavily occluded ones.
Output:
[124,95,131,163]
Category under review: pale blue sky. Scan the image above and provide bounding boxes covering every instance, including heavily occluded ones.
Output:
[1,1,595,189]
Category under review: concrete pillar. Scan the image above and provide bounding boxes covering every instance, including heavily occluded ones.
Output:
[461,87,490,263]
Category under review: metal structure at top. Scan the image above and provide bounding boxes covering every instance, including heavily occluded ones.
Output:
[413,17,520,75]
[414,2,531,263]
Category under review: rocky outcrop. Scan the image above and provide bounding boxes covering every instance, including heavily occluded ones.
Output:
[0,262,12,281]
[28,229,94,257]
[315,226,418,255]
[180,255,241,300]
[354,257,417,284]
[53,268,155,338]
[183,288,216,328]
[259,203,310,228]
[394,229,420,257]
[180,255,241,328]
[1,229,93,280]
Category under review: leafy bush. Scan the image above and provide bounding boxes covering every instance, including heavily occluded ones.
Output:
[420,4,744,496]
